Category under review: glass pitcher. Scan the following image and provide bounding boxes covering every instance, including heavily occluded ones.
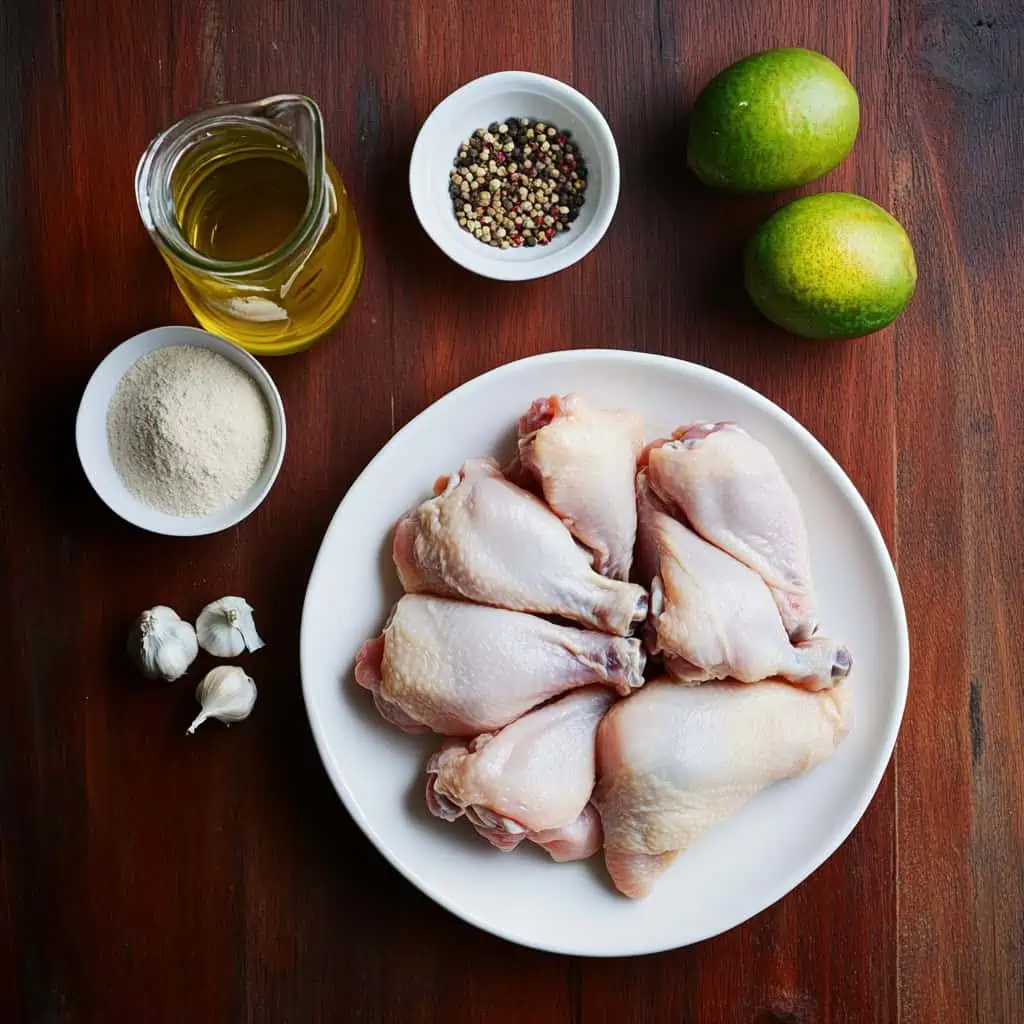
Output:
[135,95,363,356]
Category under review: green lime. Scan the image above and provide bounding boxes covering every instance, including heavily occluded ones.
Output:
[687,48,859,193]
[744,193,917,339]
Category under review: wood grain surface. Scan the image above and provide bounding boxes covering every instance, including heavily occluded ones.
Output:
[1,0,1021,1021]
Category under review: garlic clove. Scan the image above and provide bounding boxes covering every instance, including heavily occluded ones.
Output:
[128,605,199,682]
[196,596,265,658]
[187,665,257,734]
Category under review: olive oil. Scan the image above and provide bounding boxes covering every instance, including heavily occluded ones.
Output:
[176,143,310,262]
[157,119,363,354]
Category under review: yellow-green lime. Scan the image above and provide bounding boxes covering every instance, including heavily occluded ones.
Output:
[744,193,917,339]
[687,48,859,193]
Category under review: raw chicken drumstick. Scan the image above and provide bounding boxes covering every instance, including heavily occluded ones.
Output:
[393,458,648,636]
[426,686,613,862]
[354,594,645,735]
[512,394,644,581]
[645,422,818,640]
[636,473,850,689]
[594,679,852,898]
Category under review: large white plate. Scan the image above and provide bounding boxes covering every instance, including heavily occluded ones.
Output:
[300,350,908,956]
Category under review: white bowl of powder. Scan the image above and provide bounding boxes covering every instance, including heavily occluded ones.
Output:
[77,326,286,536]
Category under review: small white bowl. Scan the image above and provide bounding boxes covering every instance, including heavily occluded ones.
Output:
[76,325,286,537]
[409,71,620,281]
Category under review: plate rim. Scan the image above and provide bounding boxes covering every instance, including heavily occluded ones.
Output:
[299,349,909,956]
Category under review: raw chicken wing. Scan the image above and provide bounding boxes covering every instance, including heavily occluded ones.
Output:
[355,594,645,735]
[513,394,644,580]
[595,679,852,897]
[426,686,613,861]
[637,473,849,689]
[393,458,648,635]
[646,422,818,639]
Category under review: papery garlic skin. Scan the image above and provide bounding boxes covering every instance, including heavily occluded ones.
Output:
[196,596,265,658]
[187,666,257,734]
[128,605,198,682]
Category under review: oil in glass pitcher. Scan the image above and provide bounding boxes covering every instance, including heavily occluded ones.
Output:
[135,95,363,355]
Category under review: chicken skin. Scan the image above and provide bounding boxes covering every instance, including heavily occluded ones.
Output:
[646,422,818,640]
[426,686,614,861]
[513,394,644,581]
[355,595,644,735]
[393,458,648,635]
[636,473,850,689]
[595,679,852,897]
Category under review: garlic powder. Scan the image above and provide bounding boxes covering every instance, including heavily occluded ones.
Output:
[107,345,272,517]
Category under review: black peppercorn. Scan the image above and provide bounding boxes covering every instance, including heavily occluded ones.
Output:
[448,117,589,249]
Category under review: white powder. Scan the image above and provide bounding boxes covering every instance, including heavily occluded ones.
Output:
[107,345,272,517]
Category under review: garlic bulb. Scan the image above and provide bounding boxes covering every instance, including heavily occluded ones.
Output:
[187,666,257,734]
[127,605,198,681]
[196,596,265,658]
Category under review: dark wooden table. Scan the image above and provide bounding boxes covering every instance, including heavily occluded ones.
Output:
[2,1,1022,1021]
